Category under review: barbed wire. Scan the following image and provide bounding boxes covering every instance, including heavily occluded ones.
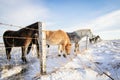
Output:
[0,22,116,80]
[0,44,39,49]
[0,22,23,28]
[1,36,38,39]
[0,22,39,31]
[0,22,41,50]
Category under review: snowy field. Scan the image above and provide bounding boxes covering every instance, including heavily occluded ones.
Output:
[0,40,120,80]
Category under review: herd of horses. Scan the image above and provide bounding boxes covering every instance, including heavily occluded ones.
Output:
[3,22,101,63]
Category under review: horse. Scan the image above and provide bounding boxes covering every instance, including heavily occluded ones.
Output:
[26,33,39,57]
[3,22,39,63]
[45,30,71,57]
[67,29,93,54]
[89,35,101,43]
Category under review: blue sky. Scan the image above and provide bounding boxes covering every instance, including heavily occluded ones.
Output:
[0,0,120,40]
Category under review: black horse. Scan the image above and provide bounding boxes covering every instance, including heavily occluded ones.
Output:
[3,22,39,63]
[27,33,39,57]
[89,35,101,43]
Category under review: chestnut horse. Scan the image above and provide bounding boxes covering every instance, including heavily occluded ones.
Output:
[3,22,39,63]
[46,30,71,57]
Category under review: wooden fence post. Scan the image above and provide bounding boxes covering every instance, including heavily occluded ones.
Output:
[86,36,88,50]
[38,22,46,75]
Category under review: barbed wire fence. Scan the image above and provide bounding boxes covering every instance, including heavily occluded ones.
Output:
[0,22,39,51]
[0,22,115,80]
[0,22,47,78]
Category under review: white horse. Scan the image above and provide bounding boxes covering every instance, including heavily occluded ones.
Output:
[67,29,93,54]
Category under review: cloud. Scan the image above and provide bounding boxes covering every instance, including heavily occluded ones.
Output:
[67,10,120,40]
[90,10,120,32]
[0,0,50,26]
[6,5,49,25]
[0,0,50,43]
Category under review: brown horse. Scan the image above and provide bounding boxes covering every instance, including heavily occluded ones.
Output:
[3,22,39,63]
[45,30,71,57]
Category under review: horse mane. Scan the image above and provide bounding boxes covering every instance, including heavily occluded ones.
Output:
[75,29,91,32]
[13,22,39,36]
[25,22,38,29]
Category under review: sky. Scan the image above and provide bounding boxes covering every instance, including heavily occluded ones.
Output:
[0,0,120,40]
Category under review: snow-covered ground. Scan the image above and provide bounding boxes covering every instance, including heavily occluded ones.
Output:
[0,40,120,80]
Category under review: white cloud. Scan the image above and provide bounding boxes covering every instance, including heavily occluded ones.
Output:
[0,0,50,42]
[0,0,50,26]
[0,1,120,40]
[90,10,120,32]
[68,10,120,40]
[6,5,49,25]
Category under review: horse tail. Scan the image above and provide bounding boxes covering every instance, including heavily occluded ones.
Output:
[3,30,14,47]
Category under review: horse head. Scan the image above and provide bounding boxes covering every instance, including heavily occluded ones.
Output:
[86,29,94,39]
[89,35,101,43]
[25,22,39,36]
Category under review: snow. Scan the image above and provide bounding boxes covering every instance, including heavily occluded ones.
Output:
[1,66,22,79]
[0,40,120,80]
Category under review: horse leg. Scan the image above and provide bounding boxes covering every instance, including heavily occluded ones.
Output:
[62,45,67,58]
[36,43,40,58]
[94,38,97,43]
[33,38,40,58]
[47,44,50,48]
[93,38,95,43]
[74,42,80,55]
[89,39,92,43]
[21,47,27,63]
[6,47,12,61]
[74,43,77,52]
[27,42,32,54]
[58,45,63,57]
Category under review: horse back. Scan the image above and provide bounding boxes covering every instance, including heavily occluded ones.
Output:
[3,30,30,47]
[3,30,15,36]
[46,30,71,45]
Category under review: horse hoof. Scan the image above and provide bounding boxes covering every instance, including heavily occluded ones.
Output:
[7,56,11,61]
[47,44,50,48]
[37,55,40,59]
[58,54,61,57]
[24,59,27,63]
[22,57,27,63]
[63,54,66,58]
[7,59,11,61]
[74,50,76,52]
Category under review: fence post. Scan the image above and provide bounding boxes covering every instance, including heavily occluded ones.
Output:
[38,22,46,75]
[86,36,88,50]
